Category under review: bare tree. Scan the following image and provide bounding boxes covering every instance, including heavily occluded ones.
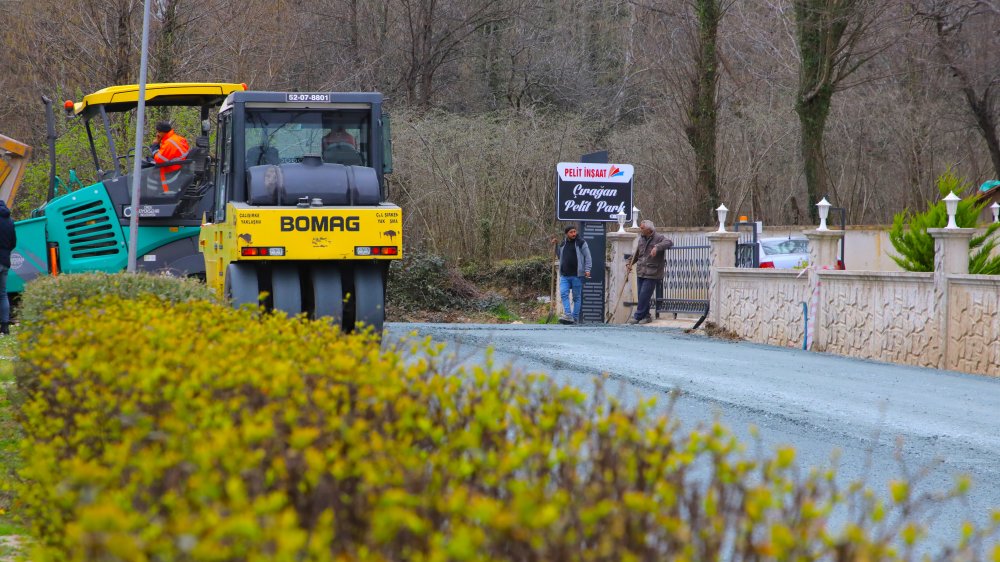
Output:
[149,0,234,83]
[289,0,396,92]
[634,1,734,224]
[793,0,888,221]
[9,0,144,87]
[912,0,1000,179]
[6,0,1000,263]
[396,0,522,108]
[683,0,729,224]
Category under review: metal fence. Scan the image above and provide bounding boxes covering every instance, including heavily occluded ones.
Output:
[656,233,710,327]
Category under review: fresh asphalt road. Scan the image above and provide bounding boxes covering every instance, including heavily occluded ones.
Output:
[385,321,1000,553]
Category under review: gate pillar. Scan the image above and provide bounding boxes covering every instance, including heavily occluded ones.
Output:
[607,230,637,323]
[804,229,844,350]
[706,231,739,325]
[804,229,843,270]
[928,227,974,369]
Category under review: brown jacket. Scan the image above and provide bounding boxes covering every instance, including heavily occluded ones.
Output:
[629,232,673,279]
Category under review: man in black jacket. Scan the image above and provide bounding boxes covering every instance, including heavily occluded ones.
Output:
[626,220,672,325]
[0,200,15,335]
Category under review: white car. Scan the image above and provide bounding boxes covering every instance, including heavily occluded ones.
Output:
[758,237,809,269]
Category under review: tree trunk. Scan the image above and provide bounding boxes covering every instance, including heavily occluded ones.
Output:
[793,0,853,223]
[796,90,833,223]
[153,0,178,82]
[112,0,137,85]
[406,0,436,108]
[685,0,721,225]
[349,0,360,67]
[482,21,503,109]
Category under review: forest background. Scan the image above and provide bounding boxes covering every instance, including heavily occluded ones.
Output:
[2,0,1000,273]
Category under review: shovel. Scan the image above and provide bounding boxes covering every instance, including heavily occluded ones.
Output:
[605,266,633,323]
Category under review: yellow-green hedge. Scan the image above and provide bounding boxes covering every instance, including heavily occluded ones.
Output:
[16,272,218,344]
[12,272,218,407]
[14,294,995,560]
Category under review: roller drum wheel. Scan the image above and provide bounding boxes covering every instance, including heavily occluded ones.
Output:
[310,264,344,326]
[225,262,259,309]
[353,264,385,334]
[271,264,303,316]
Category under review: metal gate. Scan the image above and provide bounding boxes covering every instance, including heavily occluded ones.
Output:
[655,233,710,328]
[735,220,759,268]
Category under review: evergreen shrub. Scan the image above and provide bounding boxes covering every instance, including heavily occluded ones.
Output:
[13,294,995,560]
[386,250,479,311]
[465,255,552,295]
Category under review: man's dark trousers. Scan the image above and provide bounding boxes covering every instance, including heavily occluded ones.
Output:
[635,276,657,321]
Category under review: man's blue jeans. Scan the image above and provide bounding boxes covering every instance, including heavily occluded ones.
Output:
[559,275,583,321]
[635,276,657,321]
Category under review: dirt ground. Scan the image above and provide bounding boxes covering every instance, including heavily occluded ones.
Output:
[388,297,555,325]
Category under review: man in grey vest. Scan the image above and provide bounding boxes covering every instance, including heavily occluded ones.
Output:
[555,225,592,324]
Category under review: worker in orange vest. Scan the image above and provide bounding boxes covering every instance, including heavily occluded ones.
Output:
[322,127,356,149]
[151,121,190,192]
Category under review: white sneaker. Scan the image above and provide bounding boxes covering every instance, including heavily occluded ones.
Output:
[637,316,652,325]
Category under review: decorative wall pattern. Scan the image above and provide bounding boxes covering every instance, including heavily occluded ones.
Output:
[819,272,940,368]
[948,277,1000,376]
[719,271,808,347]
[710,230,1000,377]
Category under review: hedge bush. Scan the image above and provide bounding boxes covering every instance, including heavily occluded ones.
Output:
[386,250,479,311]
[13,272,217,406]
[464,255,553,295]
[14,294,997,560]
[16,271,218,342]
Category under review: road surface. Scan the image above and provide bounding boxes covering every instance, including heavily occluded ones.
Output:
[385,321,1000,553]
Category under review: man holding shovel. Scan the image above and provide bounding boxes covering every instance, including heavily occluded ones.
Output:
[626,220,673,325]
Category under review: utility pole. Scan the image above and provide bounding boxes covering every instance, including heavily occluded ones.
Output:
[127,0,153,273]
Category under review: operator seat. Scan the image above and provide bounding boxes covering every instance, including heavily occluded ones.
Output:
[322,142,363,166]
[162,164,195,195]
[172,135,213,216]
[189,135,210,175]
[246,146,280,167]
[142,159,195,197]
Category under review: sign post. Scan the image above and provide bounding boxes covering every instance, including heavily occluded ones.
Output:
[555,151,634,323]
[578,221,606,323]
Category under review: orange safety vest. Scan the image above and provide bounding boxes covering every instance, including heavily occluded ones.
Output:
[153,130,190,192]
[324,130,355,148]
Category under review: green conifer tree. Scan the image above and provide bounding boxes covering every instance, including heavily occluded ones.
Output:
[889,169,1000,273]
